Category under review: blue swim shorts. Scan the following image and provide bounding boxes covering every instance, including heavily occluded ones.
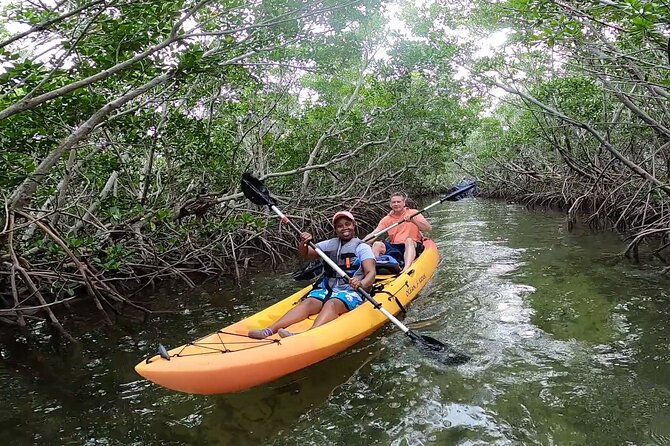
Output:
[306,287,364,311]
[383,240,424,264]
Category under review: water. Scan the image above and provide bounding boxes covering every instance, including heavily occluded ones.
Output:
[2,199,670,445]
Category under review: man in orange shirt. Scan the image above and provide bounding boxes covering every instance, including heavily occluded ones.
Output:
[366,192,432,273]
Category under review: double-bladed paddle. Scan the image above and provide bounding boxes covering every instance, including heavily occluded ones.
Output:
[241,172,469,365]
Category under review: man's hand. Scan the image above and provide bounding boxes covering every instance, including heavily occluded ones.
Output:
[297,232,314,258]
[299,232,313,246]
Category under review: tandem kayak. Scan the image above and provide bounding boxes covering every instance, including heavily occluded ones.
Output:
[134,239,440,395]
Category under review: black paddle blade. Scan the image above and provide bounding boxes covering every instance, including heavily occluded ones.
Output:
[406,331,470,366]
[443,179,477,202]
[241,172,275,206]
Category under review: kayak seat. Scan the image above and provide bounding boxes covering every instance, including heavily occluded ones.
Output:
[375,255,401,275]
[291,260,322,281]
[293,254,403,281]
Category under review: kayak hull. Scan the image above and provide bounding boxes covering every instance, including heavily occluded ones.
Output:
[134,239,439,394]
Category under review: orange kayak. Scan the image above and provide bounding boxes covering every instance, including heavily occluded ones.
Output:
[134,239,439,394]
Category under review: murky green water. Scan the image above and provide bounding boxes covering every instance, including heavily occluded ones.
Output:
[2,199,670,445]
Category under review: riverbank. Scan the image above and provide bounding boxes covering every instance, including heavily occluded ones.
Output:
[0,202,389,342]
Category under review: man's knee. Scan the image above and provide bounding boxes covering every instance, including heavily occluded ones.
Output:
[404,238,416,248]
[302,297,325,311]
[323,298,347,314]
[373,241,386,255]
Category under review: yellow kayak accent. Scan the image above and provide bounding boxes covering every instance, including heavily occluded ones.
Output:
[134,239,439,394]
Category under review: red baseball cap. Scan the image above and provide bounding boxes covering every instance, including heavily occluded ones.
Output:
[332,211,355,225]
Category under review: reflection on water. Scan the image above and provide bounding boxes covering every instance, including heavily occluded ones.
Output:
[2,200,670,445]
[172,344,381,445]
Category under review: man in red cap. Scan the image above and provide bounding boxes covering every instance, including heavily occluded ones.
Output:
[248,210,376,339]
[367,191,432,273]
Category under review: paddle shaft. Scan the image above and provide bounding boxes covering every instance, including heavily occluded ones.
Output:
[362,182,475,243]
[269,205,410,334]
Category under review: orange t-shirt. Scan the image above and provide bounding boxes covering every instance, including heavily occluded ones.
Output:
[374,208,429,244]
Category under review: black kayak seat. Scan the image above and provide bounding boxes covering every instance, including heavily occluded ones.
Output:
[291,260,322,281]
[292,255,402,281]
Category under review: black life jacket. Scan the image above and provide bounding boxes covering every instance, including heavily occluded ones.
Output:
[319,237,364,289]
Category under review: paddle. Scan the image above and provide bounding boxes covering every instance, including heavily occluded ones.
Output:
[362,180,476,243]
[241,172,469,365]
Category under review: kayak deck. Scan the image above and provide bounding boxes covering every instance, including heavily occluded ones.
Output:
[135,239,439,394]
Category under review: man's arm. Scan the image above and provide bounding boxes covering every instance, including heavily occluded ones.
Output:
[409,213,432,232]
[359,258,377,288]
[349,245,377,290]
[363,219,389,243]
[298,232,321,259]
